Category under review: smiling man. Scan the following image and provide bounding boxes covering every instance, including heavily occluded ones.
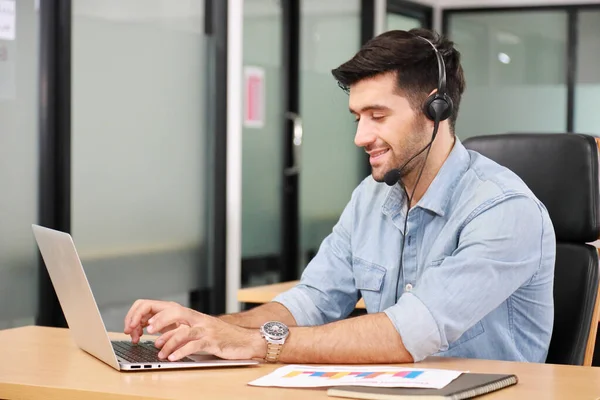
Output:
[124,29,555,365]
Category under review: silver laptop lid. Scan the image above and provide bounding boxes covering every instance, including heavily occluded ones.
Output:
[32,224,120,370]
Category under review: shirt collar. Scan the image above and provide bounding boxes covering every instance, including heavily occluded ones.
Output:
[382,137,471,218]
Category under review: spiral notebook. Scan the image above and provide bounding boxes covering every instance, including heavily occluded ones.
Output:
[327,373,518,400]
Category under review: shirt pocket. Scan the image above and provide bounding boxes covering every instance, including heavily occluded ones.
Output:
[353,257,387,313]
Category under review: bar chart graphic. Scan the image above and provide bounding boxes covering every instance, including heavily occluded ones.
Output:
[248,365,464,389]
[283,369,424,380]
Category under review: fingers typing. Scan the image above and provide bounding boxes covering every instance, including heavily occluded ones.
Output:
[147,306,200,334]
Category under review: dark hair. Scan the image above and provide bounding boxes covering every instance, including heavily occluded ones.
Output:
[331,28,466,133]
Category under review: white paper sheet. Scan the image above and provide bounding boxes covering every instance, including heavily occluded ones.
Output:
[248,365,464,389]
[0,0,16,41]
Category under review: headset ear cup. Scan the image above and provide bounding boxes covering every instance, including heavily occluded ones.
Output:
[423,94,453,122]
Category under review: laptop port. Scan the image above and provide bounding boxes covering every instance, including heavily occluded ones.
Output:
[144,365,151,368]
[131,366,140,369]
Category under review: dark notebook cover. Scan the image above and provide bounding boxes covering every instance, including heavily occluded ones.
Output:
[327,373,518,400]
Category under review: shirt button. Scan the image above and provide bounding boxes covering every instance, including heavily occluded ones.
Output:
[405,283,413,292]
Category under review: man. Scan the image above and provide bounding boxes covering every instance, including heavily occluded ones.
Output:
[124,29,555,365]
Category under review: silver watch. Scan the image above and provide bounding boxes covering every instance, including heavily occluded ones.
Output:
[259,321,289,363]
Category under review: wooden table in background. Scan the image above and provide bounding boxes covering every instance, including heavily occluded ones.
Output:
[238,280,366,309]
[1,326,600,399]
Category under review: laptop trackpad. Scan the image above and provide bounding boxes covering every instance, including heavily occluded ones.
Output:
[187,351,223,361]
[187,351,257,364]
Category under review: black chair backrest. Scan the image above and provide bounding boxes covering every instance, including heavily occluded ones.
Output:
[463,133,600,365]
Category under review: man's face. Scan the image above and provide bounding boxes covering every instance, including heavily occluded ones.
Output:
[349,73,429,182]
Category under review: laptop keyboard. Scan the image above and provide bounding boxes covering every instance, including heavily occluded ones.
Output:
[112,341,195,363]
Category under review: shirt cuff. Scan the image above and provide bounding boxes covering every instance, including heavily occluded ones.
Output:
[272,285,325,326]
[384,293,442,362]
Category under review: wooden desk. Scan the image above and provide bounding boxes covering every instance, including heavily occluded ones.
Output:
[238,280,366,309]
[2,326,600,399]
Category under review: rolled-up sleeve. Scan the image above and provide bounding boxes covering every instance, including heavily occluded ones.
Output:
[384,194,552,362]
[272,187,362,326]
[384,293,442,362]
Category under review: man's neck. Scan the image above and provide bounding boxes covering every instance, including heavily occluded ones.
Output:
[401,133,456,208]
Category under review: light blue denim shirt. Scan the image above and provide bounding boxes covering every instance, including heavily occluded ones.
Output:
[273,137,555,363]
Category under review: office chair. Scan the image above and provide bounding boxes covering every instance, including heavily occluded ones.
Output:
[463,133,600,366]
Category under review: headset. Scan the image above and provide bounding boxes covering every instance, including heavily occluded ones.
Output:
[383,34,454,301]
[420,36,453,124]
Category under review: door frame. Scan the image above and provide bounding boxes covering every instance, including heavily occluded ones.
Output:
[38,0,71,328]
[280,0,302,284]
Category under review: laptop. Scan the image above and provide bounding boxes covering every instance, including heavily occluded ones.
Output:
[32,224,259,371]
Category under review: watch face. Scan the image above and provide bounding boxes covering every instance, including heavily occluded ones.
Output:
[263,321,289,339]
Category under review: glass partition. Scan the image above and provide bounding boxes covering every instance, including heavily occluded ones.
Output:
[447,11,568,139]
[574,10,600,136]
[0,0,39,329]
[71,0,210,331]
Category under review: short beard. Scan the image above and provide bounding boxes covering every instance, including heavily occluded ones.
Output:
[374,114,430,183]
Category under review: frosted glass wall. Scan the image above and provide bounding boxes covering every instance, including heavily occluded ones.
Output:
[0,0,39,329]
[241,0,283,259]
[71,0,208,331]
[299,0,364,271]
[575,10,600,136]
[447,11,568,139]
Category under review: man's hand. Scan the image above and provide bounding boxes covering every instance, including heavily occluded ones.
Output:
[124,300,201,343]
[147,307,266,361]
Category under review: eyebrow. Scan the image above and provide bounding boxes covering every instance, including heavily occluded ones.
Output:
[349,104,391,114]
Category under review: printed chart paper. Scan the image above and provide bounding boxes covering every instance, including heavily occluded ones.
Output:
[248,365,464,389]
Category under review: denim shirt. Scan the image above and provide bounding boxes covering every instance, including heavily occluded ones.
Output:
[273,138,556,363]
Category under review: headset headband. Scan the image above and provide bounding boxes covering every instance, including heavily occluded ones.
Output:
[416,36,446,97]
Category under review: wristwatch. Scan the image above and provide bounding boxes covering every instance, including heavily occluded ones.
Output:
[259,321,289,363]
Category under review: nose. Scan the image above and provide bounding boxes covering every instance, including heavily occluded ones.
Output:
[354,121,376,148]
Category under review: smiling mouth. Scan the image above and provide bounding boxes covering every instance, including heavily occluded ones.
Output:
[368,149,389,163]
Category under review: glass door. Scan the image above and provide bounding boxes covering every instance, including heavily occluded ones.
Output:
[241,0,366,284]
[298,0,364,274]
[241,0,287,287]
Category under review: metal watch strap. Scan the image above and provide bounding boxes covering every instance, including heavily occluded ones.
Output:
[265,342,283,363]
